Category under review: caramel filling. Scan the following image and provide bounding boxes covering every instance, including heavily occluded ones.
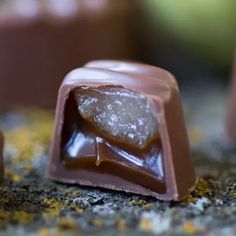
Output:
[61,86,166,193]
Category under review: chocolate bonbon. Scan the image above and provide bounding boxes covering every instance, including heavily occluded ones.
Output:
[0,131,4,184]
[0,0,136,108]
[48,60,197,201]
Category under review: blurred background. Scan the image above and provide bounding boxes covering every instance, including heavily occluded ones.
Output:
[0,0,235,108]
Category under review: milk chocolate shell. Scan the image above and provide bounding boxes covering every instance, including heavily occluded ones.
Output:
[47,60,197,201]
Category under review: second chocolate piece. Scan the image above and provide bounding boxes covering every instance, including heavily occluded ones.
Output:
[0,0,136,108]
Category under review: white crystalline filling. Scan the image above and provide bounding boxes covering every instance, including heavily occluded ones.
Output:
[75,86,159,149]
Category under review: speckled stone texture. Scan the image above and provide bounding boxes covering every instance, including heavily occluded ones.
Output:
[0,75,235,236]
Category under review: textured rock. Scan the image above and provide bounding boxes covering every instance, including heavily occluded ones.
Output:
[0,76,235,236]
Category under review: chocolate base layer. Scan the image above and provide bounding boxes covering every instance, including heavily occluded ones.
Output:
[0,131,4,183]
[0,0,136,108]
[48,60,197,201]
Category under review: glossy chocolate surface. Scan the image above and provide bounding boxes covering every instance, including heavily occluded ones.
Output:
[48,60,197,201]
[74,86,159,149]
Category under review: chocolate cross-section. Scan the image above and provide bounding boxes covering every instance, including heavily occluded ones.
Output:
[48,60,197,201]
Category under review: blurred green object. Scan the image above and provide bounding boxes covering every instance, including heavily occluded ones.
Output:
[145,0,236,68]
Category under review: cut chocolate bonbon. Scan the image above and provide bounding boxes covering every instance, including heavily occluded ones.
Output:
[48,60,197,201]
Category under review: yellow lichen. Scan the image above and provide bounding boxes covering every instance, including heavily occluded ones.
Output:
[38,228,66,236]
[57,218,77,230]
[4,169,23,182]
[189,127,204,144]
[38,229,52,236]
[92,219,103,227]
[183,179,210,203]
[0,210,6,220]
[116,218,128,233]
[139,218,152,233]
[10,211,33,224]
[182,222,205,234]
[5,108,53,163]
[130,199,153,210]
[64,191,80,197]
[74,207,84,214]
[142,203,153,210]
[196,179,211,196]
[43,198,64,218]
[130,199,147,206]
[22,165,33,173]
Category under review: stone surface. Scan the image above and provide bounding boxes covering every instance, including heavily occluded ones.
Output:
[0,75,236,236]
